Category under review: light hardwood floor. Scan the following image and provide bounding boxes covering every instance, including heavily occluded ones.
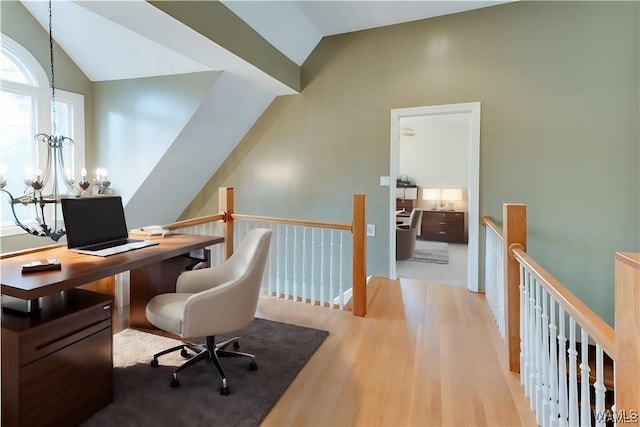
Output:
[258,277,536,426]
[396,243,468,287]
[115,276,536,426]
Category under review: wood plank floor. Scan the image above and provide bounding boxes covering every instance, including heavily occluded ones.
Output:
[115,276,536,426]
[258,276,537,426]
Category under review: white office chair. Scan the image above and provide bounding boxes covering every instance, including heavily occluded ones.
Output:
[146,228,272,395]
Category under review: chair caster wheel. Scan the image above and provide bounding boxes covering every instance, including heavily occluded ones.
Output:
[221,387,230,396]
[180,348,189,358]
[170,377,180,388]
[249,361,258,371]
[233,341,240,350]
[151,359,159,368]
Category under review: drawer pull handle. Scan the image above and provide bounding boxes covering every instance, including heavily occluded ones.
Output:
[438,231,447,235]
[36,319,106,351]
[103,305,111,310]
[439,222,447,225]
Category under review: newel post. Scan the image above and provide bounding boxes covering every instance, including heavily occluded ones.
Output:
[352,194,367,317]
[614,252,640,419]
[219,187,234,259]
[503,203,526,372]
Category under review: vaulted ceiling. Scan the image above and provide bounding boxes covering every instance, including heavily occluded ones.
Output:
[14,1,512,227]
[21,1,511,89]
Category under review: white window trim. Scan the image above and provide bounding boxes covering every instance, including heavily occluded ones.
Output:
[1,35,85,237]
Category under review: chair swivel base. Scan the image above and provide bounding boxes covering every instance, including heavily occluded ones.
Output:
[150,335,257,395]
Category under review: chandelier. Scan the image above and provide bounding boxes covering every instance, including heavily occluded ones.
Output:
[0,0,112,242]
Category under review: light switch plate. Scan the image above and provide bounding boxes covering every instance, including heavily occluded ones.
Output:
[379,176,390,186]
[366,224,376,237]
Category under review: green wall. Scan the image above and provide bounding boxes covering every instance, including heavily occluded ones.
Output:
[0,0,95,253]
[183,1,639,326]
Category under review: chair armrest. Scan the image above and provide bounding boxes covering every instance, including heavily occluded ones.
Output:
[176,264,228,294]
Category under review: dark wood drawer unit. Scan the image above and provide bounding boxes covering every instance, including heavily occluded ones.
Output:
[420,211,466,243]
[2,289,113,427]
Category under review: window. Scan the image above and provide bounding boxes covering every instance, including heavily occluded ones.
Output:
[0,35,85,236]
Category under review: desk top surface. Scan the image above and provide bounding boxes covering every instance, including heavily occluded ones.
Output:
[1,233,224,300]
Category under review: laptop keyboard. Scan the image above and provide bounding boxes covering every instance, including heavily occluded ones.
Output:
[81,238,130,252]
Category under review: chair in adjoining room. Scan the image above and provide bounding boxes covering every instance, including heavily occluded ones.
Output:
[146,228,272,395]
[396,209,423,260]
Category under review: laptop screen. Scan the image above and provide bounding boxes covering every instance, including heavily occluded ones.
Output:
[62,196,129,248]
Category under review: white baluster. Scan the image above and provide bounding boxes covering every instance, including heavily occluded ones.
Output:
[276,224,281,298]
[529,272,537,406]
[568,318,579,427]
[266,224,274,295]
[541,287,550,426]
[310,228,316,305]
[580,329,591,427]
[534,279,543,424]
[593,344,606,427]
[520,264,528,394]
[301,227,307,303]
[484,232,494,321]
[548,298,560,427]
[320,229,325,307]
[558,307,569,426]
[329,229,335,306]
[293,226,298,301]
[339,231,344,309]
[284,225,290,299]
[522,268,531,398]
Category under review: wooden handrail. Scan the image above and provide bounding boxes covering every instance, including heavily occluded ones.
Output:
[511,246,616,357]
[162,213,225,231]
[233,214,352,231]
[481,215,503,240]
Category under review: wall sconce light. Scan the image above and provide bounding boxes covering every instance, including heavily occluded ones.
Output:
[422,188,441,210]
[441,188,463,211]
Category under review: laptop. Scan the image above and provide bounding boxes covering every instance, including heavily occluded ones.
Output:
[61,196,158,257]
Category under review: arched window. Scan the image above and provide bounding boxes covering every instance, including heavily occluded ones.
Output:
[0,35,85,236]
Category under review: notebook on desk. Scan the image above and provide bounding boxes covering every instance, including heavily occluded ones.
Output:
[61,196,158,257]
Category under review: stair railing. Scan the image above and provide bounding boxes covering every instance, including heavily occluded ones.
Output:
[163,187,368,317]
[481,204,640,426]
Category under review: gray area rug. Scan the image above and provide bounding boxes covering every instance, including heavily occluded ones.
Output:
[82,318,328,427]
[409,240,449,264]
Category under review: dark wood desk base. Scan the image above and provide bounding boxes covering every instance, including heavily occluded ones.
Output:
[0,234,222,426]
[1,289,113,427]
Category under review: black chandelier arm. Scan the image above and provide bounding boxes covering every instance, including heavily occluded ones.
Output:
[1,188,46,238]
[1,188,66,241]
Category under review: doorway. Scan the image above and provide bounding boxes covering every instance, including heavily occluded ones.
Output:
[389,102,481,292]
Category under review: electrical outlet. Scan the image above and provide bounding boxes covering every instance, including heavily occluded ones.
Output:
[366,224,376,237]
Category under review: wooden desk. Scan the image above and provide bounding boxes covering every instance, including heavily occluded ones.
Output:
[1,233,224,426]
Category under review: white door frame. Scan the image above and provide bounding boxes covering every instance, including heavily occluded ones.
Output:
[389,102,481,292]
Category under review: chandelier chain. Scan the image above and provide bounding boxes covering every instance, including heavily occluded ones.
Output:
[48,0,57,135]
